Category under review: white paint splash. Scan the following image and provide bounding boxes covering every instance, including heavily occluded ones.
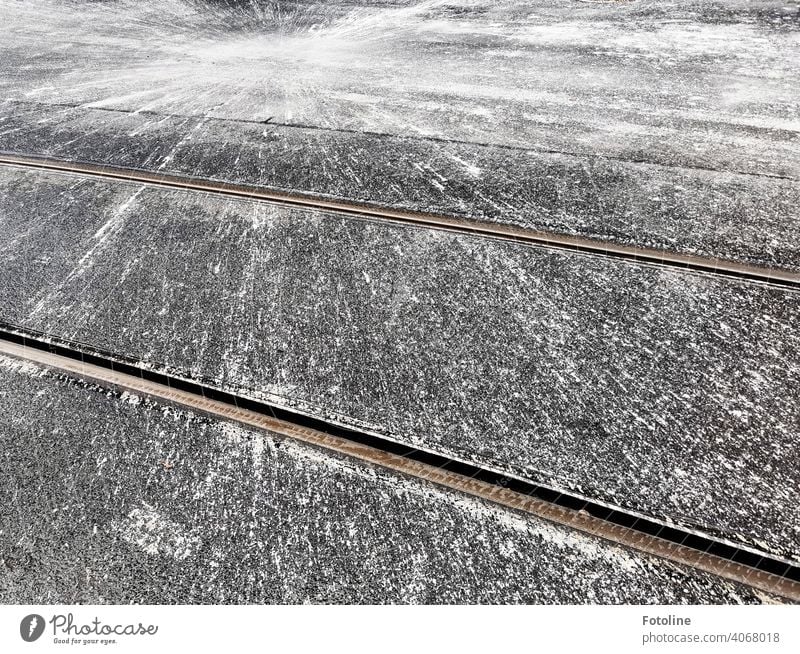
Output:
[0,353,48,377]
[114,502,201,561]
[77,187,144,271]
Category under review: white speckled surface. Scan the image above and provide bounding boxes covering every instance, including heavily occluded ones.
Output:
[2,0,799,603]
[0,355,785,604]
[1,0,799,268]
[2,167,799,564]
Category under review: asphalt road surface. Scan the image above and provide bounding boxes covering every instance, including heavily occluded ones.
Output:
[1,0,798,603]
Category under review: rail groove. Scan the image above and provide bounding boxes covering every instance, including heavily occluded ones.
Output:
[1,325,798,602]
[1,153,798,289]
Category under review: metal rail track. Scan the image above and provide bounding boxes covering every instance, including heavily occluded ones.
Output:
[1,327,798,602]
[1,152,798,289]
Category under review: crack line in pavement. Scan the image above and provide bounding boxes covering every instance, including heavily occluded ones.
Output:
[5,98,798,182]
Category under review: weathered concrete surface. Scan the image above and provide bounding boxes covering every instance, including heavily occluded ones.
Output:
[0,354,785,604]
[2,166,799,563]
[1,0,799,269]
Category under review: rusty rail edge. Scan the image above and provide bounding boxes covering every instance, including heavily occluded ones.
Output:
[1,332,798,602]
[1,152,798,290]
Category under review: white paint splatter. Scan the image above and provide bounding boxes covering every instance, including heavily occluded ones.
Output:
[114,502,201,561]
[0,353,48,377]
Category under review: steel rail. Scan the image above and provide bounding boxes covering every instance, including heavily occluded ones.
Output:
[1,329,798,602]
[1,153,798,289]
